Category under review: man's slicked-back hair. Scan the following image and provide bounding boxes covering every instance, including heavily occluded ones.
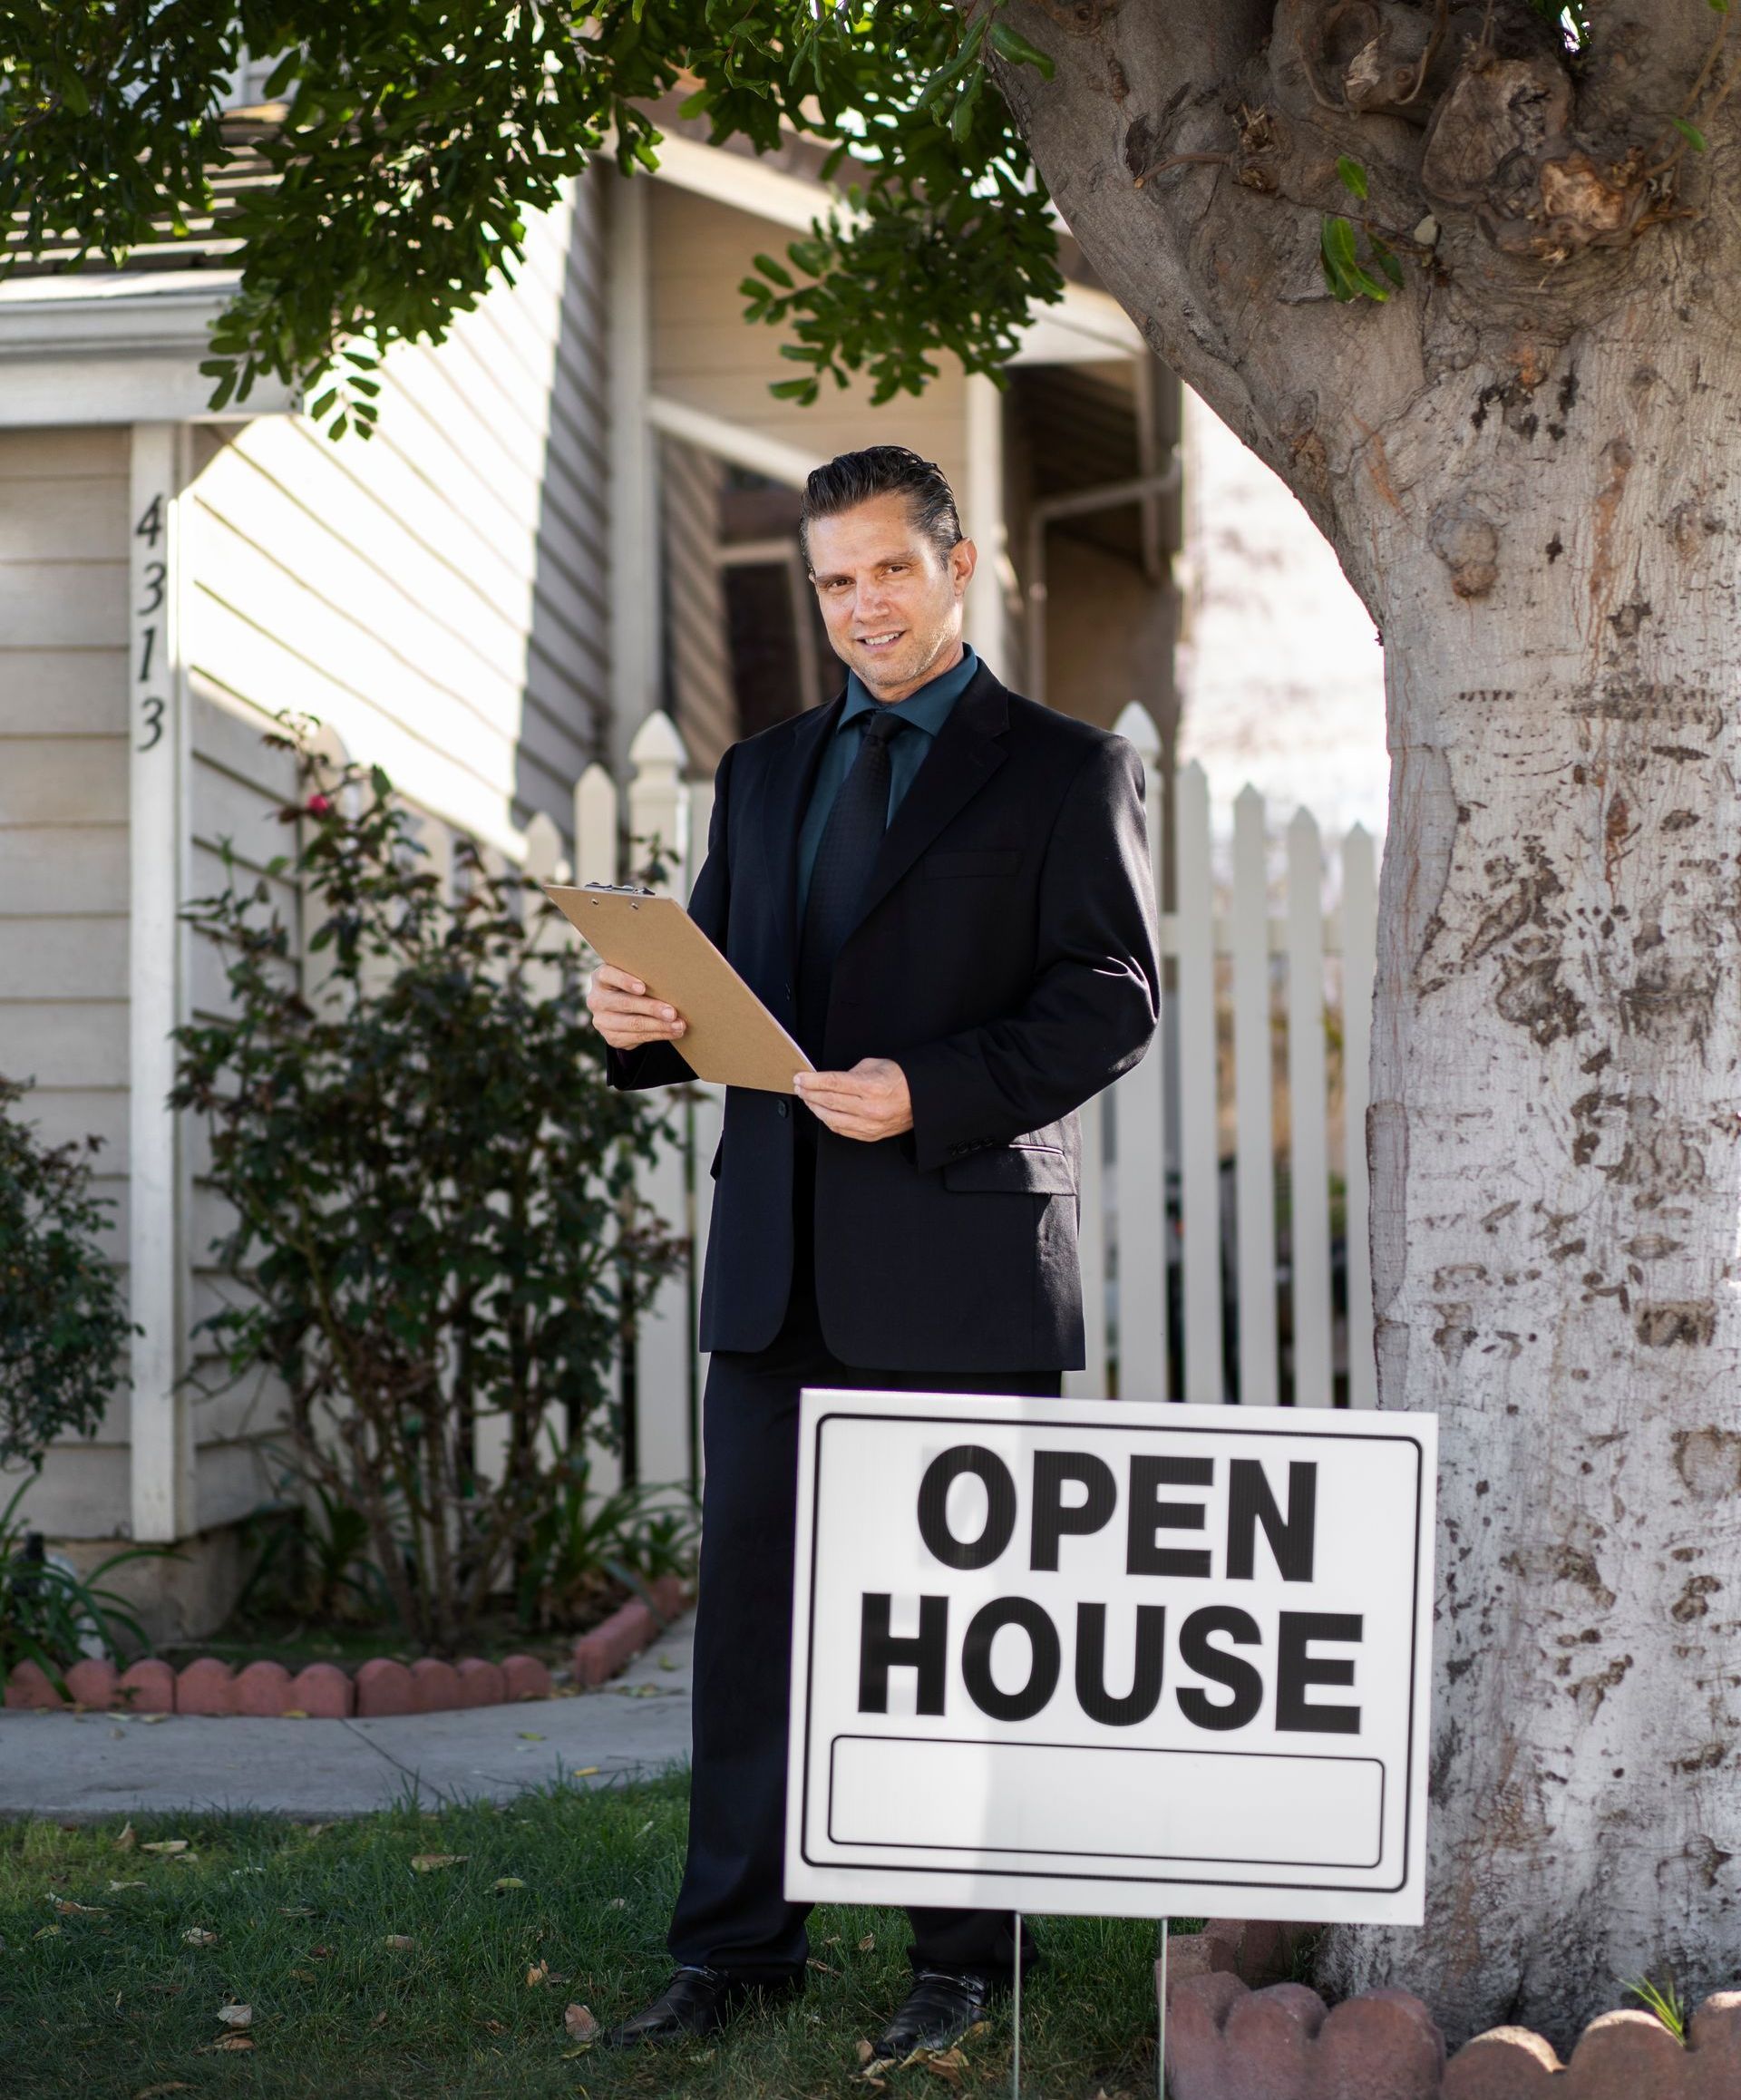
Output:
[799,445,963,573]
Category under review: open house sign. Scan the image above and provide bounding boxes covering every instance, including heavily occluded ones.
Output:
[784,1392,1436,1926]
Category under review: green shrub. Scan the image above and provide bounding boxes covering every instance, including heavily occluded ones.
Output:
[0,1074,132,1473]
[173,720,684,1650]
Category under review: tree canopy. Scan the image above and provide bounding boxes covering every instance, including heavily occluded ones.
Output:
[2,2,1076,434]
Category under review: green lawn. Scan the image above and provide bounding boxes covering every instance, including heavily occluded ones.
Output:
[1,1776,1177,2099]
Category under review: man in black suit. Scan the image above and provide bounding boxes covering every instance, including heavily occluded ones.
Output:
[591,446,1160,2065]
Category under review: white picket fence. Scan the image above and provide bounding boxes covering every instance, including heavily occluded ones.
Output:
[524,705,1380,1493]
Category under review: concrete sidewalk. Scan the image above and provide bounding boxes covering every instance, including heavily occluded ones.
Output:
[0,1620,693,1822]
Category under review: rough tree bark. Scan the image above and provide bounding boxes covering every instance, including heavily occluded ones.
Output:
[997,0,1741,2048]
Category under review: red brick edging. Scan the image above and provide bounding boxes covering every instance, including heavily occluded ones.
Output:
[2,1575,687,1718]
[1162,1923,1741,2098]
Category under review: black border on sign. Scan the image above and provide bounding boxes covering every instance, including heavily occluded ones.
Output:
[798,1409,1427,1897]
[825,1732,1386,1871]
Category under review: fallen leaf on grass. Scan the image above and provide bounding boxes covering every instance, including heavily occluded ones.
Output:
[115,1823,136,1852]
[920,2047,968,2086]
[108,1881,147,1893]
[856,2040,876,2066]
[141,1840,189,1854]
[807,1958,837,1976]
[216,2003,252,2029]
[822,1935,841,1947]
[482,2018,506,2036]
[369,2009,389,2029]
[132,2083,192,2097]
[564,2004,599,2041]
[289,1969,317,1984]
[382,1936,414,1950]
[310,1943,333,1959]
[277,1906,316,1918]
[858,1933,876,1952]
[607,1897,627,1910]
[200,2035,254,2054]
[33,1925,61,1940]
[410,1853,466,1873]
[181,1928,219,1948]
[492,1877,525,1892]
[527,1960,550,1988]
[51,1899,107,1916]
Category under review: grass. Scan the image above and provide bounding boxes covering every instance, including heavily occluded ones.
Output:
[1,1777,1182,2099]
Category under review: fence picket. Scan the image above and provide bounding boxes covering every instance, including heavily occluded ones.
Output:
[1112,703,1167,1403]
[627,713,697,1492]
[1174,762,1223,1404]
[1231,785,1279,1407]
[1065,1088,1109,1398]
[1286,808,1333,1407]
[1341,824,1377,1407]
[573,763,618,888]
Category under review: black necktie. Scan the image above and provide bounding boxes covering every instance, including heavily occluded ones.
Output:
[796,708,906,1056]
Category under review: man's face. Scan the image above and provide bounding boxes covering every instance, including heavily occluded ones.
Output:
[805,491,977,703]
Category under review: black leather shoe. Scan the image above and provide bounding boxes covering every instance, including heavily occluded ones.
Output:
[866,1966,994,2066]
[603,1964,801,2047]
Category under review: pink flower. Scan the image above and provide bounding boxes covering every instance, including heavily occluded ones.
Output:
[306,793,333,817]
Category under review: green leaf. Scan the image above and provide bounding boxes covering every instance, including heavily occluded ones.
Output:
[768,375,819,400]
[753,251,793,288]
[1323,215,1359,278]
[1370,237,1405,288]
[987,21,1055,79]
[1672,116,1709,151]
[1336,156,1368,200]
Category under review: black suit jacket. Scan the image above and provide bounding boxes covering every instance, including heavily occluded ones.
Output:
[608,664,1161,1371]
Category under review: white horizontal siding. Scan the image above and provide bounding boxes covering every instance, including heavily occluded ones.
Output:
[184,168,610,860]
[0,427,134,1542]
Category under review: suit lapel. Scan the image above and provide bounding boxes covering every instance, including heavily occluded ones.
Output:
[844,663,1010,941]
[759,693,843,974]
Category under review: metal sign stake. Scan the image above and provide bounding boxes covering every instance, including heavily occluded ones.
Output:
[1156,1918,1169,2100]
[1011,1910,1024,2100]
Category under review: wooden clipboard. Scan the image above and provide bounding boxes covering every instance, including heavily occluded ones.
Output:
[546,884,813,1094]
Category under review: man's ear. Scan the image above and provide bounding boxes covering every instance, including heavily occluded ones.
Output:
[950,537,978,596]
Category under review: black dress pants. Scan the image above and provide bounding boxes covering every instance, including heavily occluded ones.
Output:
[667,1283,1057,1985]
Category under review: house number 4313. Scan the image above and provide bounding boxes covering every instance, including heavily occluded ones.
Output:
[133,491,169,753]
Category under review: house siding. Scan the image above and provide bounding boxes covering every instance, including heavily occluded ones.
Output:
[183,168,612,858]
[0,426,132,1537]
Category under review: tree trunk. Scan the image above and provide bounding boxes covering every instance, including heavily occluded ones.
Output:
[997,0,1741,2045]
[1325,322,1741,2044]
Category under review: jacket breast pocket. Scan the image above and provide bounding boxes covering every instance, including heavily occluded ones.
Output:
[923,848,1021,880]
[942,1142,1076,1196]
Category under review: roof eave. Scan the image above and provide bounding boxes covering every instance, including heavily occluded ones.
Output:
[0,270,297,425]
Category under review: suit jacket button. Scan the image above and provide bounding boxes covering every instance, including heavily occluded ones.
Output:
[776,1100,790,1119]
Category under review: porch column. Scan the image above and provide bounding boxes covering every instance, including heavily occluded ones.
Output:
[963,372,1011,676]
[127,421,194,1543]
[608,173,662,775]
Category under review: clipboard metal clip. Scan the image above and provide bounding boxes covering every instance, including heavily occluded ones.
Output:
[582,880,657,909]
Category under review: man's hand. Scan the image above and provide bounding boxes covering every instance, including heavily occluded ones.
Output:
[793,1058,913,1142]
[587,963,687,1051]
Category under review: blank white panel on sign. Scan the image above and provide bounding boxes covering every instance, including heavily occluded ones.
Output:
[784,1391,1435,1926]
[828,1736,1383,1870]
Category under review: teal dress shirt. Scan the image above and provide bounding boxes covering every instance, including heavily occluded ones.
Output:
[794,645,978,924]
